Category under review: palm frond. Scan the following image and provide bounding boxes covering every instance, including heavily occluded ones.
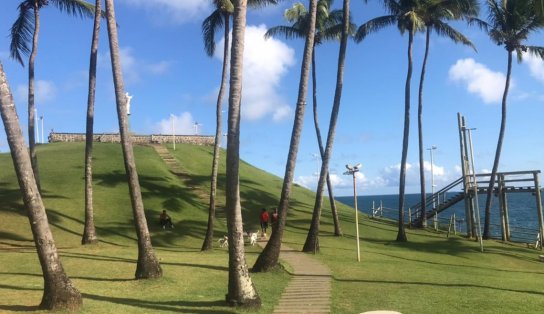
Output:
[248,0,279,9]
[51,0,96,19]
[265,25,305,40]
[355,15,396,42]
[432,20,476,51]
[284,2,307,23]
[466,16,489,32]
[9,1,34,67]
[524,45,544,60]
[202,9,225,57]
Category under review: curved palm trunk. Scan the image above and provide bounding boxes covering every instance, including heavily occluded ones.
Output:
[29,3,41,190]
[202,13,230,252]
[311,47,342,236]
[105,0,162,279]
[417,28,430,228]
[483,50,512,239]
[397,29,414,243]
[253,0,317,272]
[0,62,82,311]
[303,0,350,253]
[225,0,260,307]
[82,0,101,245]
[252,0,318,271]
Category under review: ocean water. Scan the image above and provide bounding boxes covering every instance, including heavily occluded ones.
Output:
[336,192,543,243]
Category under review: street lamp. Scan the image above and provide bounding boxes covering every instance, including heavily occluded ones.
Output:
[344,163,362,262]
[427,146,437,209]
[170,114,175,151]
[40,116,44,144]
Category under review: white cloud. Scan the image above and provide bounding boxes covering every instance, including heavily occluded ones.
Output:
[99,47,172,84]
[523,52,544,82]
[120,0,209,24]
[449,58,507,104]
[154,112,195,135]
[216,25,296,122]
[146,61,172,75]
[16,80,57,104]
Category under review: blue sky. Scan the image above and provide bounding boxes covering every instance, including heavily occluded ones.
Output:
[0,0,543,197]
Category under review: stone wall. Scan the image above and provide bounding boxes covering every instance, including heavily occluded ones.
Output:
[48,132,214,146]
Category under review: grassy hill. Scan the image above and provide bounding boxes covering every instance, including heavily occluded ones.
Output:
[1,142,543,313]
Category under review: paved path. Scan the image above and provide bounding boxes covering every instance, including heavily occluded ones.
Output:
[258,242,332,314]
[152,144,332,312]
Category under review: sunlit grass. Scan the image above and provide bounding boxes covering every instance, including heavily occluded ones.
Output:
[1,142,543,313]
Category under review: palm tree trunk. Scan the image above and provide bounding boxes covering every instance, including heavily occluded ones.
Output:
[202,13,230,252]
[397,29,414,243]
[82,0,101,245]
[303,0,350,253]
[225,0,260,307]
[28,3,41,191]
[417,28,430,228]
[0,61,82,311]
[311,46,342,237]
[483,50,512,239]
[105,0,162,279]
[252,0,318,271]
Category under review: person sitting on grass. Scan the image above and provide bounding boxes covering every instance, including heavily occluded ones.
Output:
[159,210,174,229]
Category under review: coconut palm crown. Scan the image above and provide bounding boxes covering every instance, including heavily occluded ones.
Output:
[10,0,96,66]
[474,0,544,239]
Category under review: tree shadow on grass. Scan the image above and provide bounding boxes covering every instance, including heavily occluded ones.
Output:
[82,293,237,314]
[332,276,544,297]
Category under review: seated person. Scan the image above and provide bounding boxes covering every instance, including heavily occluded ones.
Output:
[159,210,173,229]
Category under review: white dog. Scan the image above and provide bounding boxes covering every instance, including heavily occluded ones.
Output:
[218,235,228,248]
[249,232,258,246]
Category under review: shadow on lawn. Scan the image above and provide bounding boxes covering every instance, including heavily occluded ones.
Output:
[82,293,237,314]
[332,276,544,297]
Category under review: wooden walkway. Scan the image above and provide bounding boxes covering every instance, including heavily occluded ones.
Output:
[258,242,332,314]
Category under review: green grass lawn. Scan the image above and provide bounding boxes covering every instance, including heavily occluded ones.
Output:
[1,142,543,313]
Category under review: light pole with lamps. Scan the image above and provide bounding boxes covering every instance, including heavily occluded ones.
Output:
[344,163,362,262]
[40,116,44,144]
[427,145,437,229]
[170,114,175,150]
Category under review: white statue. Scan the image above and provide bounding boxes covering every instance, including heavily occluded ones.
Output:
[125,92,133,115]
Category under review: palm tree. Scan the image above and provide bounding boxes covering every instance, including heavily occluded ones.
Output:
[416,0,478,228]
[104,0,162,279]
[302,0,351,253]
[224,0,261,307]
[82,0,102,245]
[265,0,350,237]
[477,0,544,239]
[200,0,279,251]
[9,0,96,190]
[252,0,318,271]
[0,62,82,311]
[201,0,233,252]
[355,0,426,242]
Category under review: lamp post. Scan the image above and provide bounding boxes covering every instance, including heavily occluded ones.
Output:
[427,146,437,207]
[40,116,44,144]
[427,146,437,229]
[170,114,175,150]
[344,163,362,262]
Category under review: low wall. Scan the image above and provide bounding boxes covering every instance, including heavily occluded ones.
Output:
[48,132,214,146]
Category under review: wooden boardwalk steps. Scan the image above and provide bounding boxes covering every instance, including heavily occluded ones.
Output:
[258,243,332,314]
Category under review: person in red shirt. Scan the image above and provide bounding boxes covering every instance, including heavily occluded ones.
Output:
[260,208,269,236]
